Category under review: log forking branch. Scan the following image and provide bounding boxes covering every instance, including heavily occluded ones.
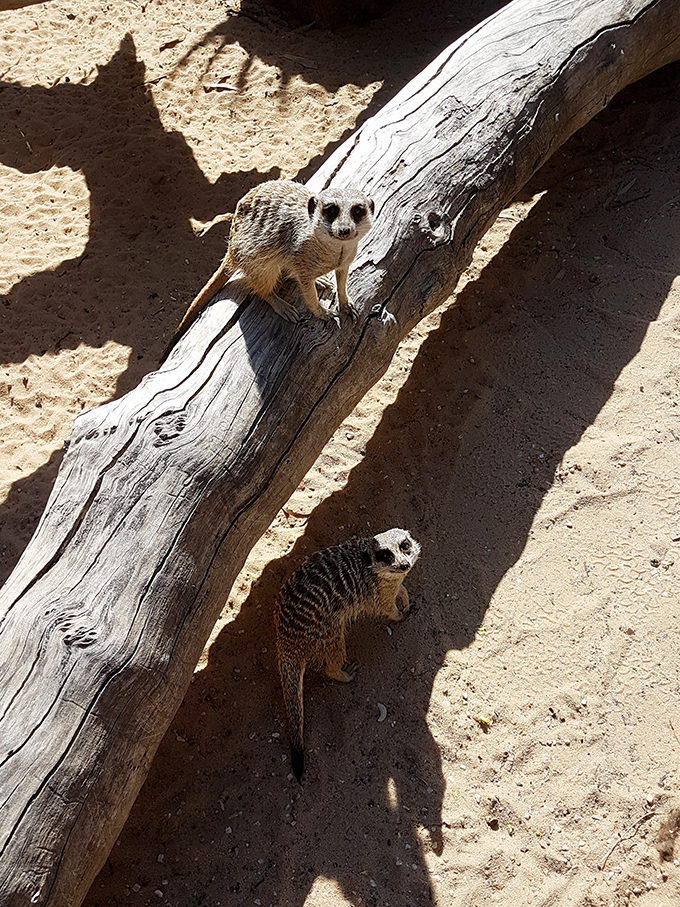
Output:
[1,1,680,904]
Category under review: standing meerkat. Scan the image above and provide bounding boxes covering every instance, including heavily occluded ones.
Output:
[163,179,374,359]
[274,528,421,782]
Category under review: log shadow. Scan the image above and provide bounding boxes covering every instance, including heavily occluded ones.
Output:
[85,65,680,907]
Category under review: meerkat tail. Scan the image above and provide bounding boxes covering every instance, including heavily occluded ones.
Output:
[291,744,304,783]
[279,653,306,782]
[160,214,234,363]
[160,263,230,363]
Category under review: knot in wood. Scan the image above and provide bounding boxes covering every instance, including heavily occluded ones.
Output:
[153,414,187,446]
[420,209,450,247]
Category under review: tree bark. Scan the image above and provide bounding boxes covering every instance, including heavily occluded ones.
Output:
[2,1,680,904]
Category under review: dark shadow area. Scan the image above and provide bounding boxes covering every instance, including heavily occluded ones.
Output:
[0,34,279,372]
[262,0,399,29]
[85,64,680,907]
[0,33,277,584]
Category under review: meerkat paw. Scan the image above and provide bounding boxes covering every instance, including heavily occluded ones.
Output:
[326,661,357,682]
[266,292,302,323]
[342,661,358,681]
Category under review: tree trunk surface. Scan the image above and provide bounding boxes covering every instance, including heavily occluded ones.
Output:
[2,1,679,904]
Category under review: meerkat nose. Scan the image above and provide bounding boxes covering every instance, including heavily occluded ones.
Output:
[338,227,351,238]
[399,564,409,571]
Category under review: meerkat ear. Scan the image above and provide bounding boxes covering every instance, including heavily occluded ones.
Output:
[368,198,375,215]
[308,196,317,218]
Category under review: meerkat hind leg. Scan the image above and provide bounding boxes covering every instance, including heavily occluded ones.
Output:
[324,633,355,682]
[264,291,302,323]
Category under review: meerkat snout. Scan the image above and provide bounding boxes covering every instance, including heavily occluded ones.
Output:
[315,193,374,243]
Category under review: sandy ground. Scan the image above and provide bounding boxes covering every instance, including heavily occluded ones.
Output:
[2,1,680,905]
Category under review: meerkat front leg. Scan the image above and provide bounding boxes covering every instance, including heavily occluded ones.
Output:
[396,583,411,617]
[334,264,359,321]
[299,279,340,325]
[384,584,410,622]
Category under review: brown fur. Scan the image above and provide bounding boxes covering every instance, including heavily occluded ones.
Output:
[274,528,420,781]
[162,179,374,360]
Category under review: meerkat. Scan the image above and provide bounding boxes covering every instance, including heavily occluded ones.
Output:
[163,179,374,359]
[274,528,420,782]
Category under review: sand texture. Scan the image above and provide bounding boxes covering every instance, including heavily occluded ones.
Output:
[2,1,680,905]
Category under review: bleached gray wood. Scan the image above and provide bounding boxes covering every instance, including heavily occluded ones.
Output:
[1,0,680,904]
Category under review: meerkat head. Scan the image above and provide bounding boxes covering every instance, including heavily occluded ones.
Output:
[308,188,375,243]
[368,528,420,578]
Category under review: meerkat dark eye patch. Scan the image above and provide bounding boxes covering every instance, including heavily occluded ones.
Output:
[399,540,411,552]
[375,547,395,566]
[350,204,366,222]
[322,203,340,223]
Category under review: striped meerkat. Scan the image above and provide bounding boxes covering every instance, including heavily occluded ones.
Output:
[274,528,421,781]
[161,179,374,361]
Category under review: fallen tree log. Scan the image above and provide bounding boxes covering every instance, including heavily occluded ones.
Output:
[1,1,680,904]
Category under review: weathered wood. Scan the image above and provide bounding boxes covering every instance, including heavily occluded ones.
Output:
[1,1,680,904]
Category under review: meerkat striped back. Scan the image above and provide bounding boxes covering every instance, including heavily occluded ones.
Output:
[274,528,420,781]
[277,538,377,649]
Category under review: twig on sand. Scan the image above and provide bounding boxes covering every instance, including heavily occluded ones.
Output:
[600,811,662,870]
